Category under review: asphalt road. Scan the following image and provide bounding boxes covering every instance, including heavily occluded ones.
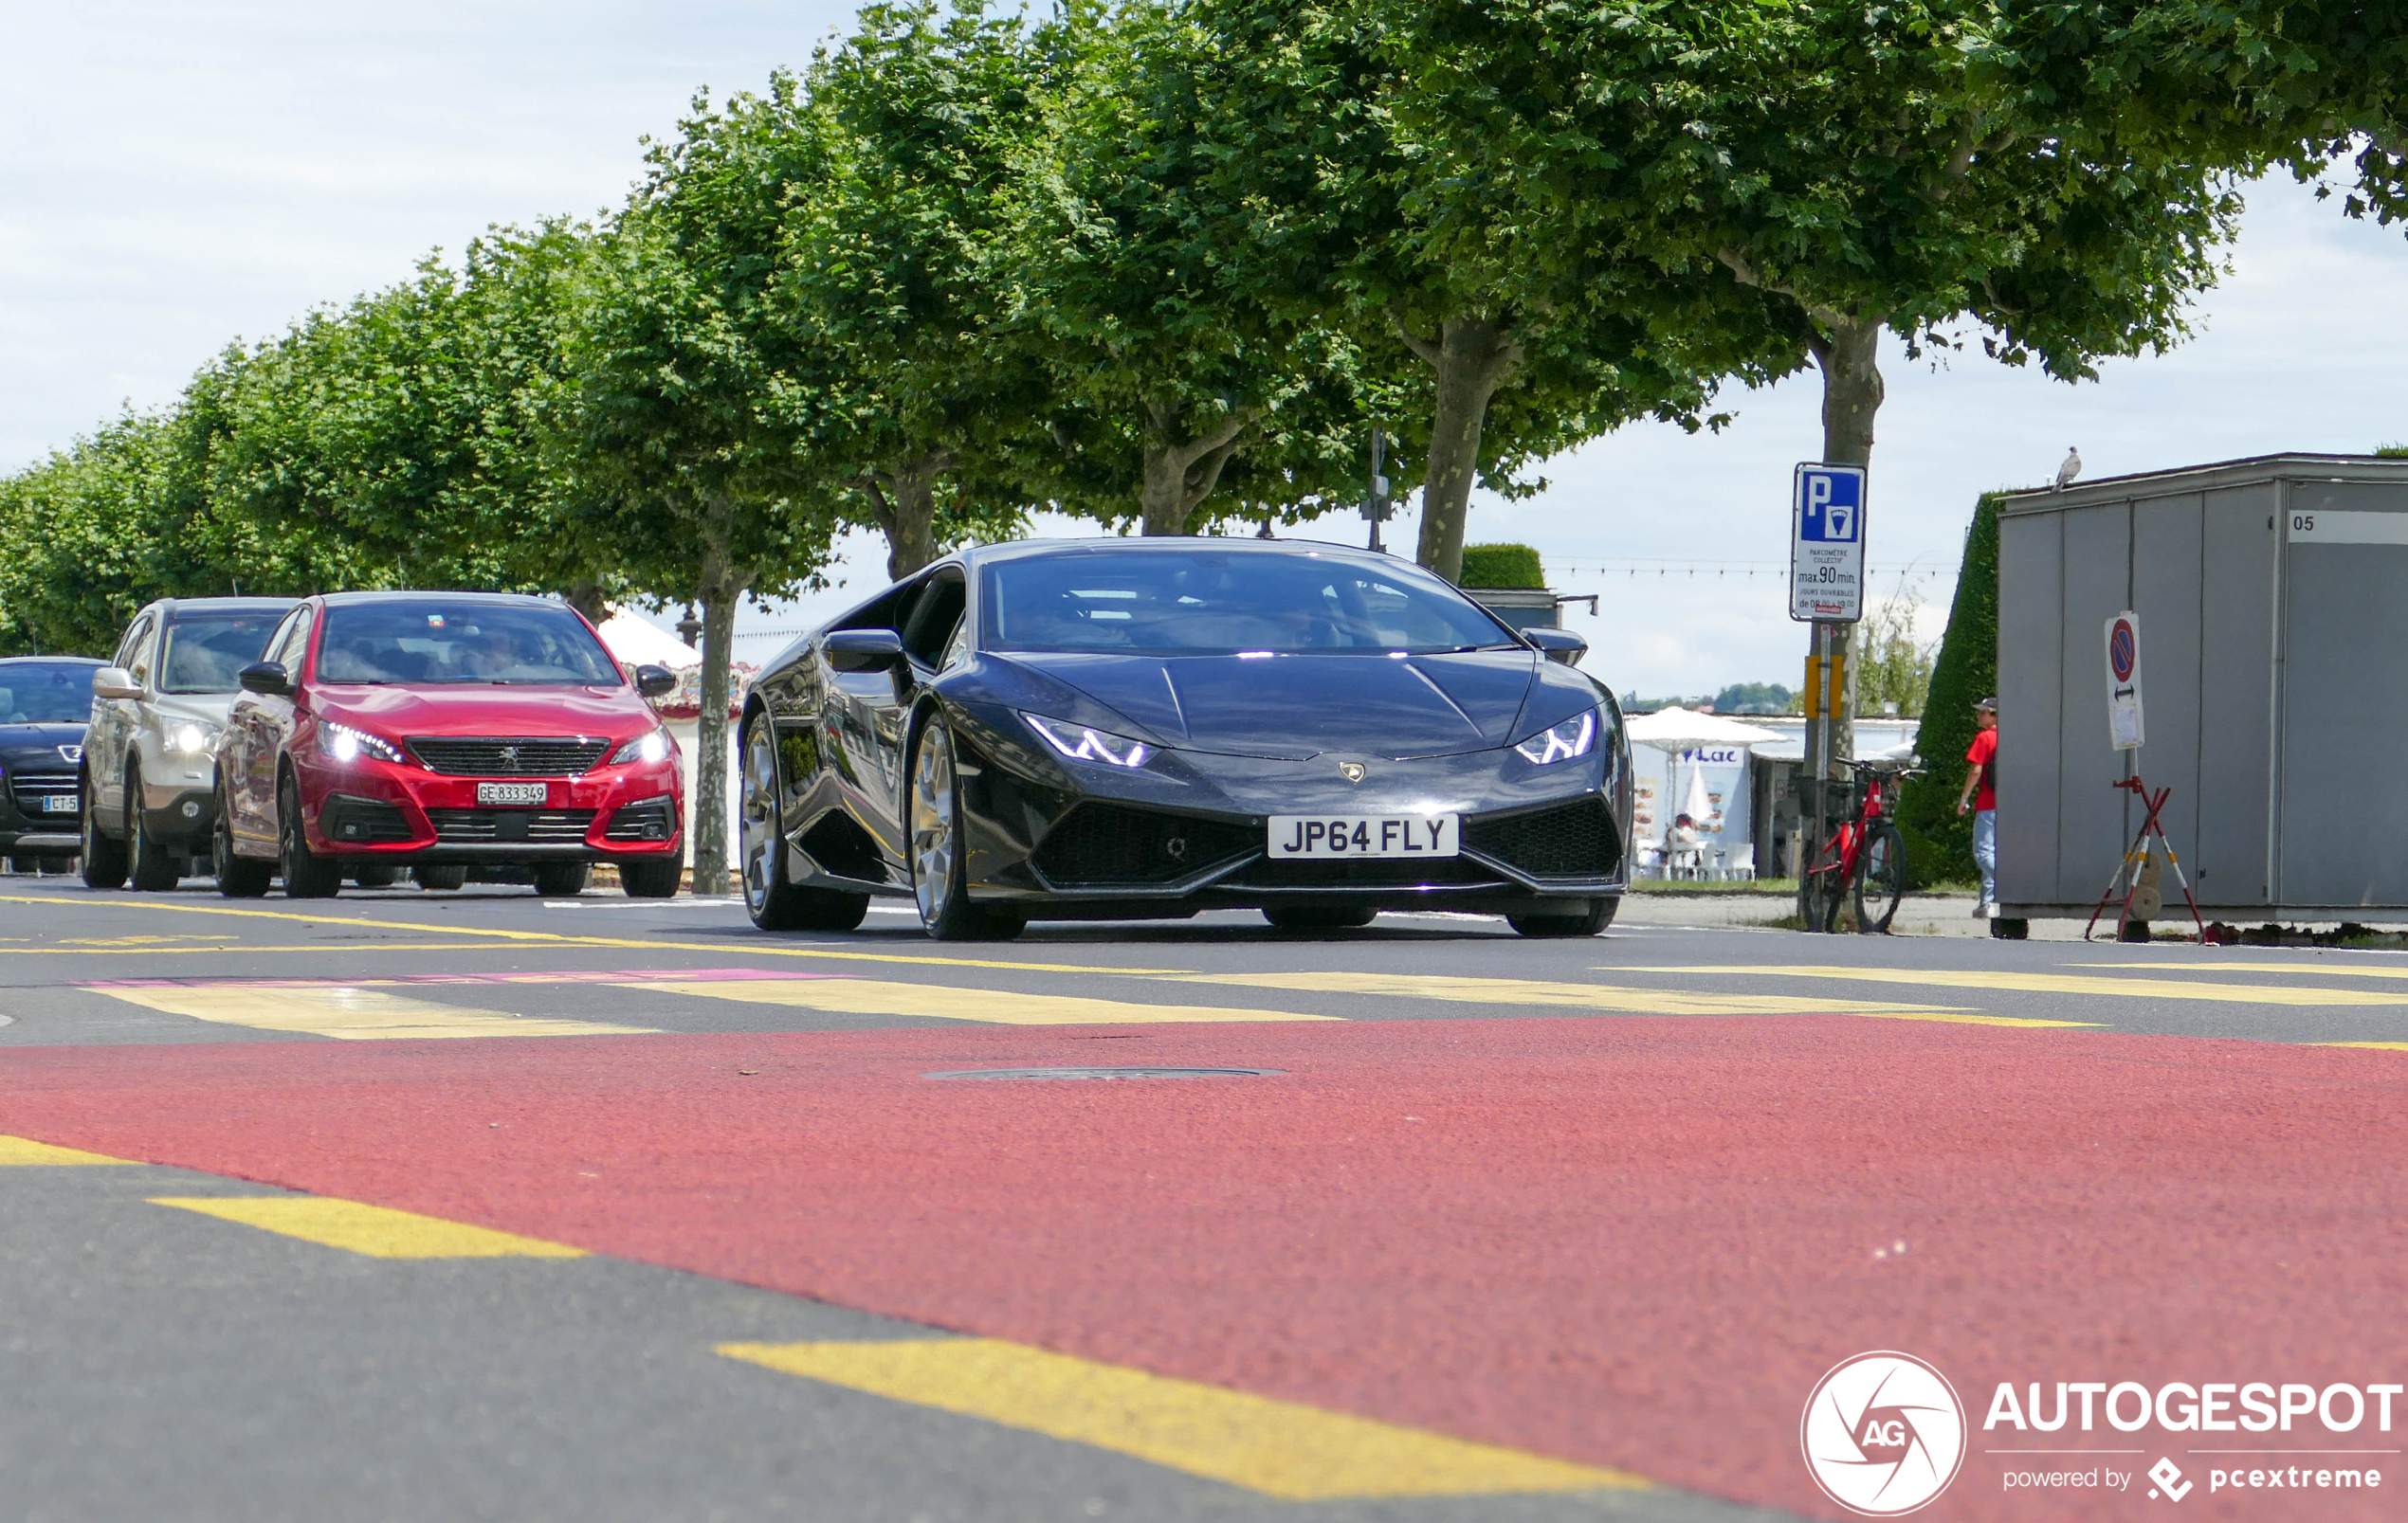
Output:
[2,874,2402,1523]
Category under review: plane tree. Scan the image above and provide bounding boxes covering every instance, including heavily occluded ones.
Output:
[1388,0,2242,746]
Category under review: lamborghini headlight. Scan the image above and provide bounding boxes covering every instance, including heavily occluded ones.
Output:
[1023,713,1151,769]
[1513,711,1597,766]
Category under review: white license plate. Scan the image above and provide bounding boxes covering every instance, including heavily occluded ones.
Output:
[41,794,78,814]
[476,782,550,806]
[1268,814,1459,859]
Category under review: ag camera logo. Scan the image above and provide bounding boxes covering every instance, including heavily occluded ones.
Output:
[1802,1351,1967,1515]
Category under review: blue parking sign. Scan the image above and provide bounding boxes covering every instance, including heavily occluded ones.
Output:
[1790,463,1867,621]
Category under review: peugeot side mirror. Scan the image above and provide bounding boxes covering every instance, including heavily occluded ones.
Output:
[823,628,905,673]
[92,666,142,700]
[633,663,679,699]
[1523,626,1588,666]
[238,662,292,696]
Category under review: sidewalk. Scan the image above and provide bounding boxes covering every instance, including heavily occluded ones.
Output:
[1617,888,2091,939]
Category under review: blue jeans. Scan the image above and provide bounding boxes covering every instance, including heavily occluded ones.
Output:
[1972,809,1998,905]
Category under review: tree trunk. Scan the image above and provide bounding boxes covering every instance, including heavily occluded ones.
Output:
[863,450,957,581]
[563,580,610,629]
[1401,314,1523,584]
[1813,317,1885,774]
[690,552,752,898]
[1139,403,1249,535]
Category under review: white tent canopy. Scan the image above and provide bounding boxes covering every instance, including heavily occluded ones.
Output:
[595,607,702,671]
[1622,708,1772,753]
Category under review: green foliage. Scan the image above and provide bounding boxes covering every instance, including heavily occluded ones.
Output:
[2377,443,2408,458]
[1855,579,1939,718]
[1456,543,1543,589]
[1713,682,1792,716]
[1896,494,2002,887]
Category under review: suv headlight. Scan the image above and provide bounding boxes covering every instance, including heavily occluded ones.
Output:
[610,729,672,766]
[166,722,220,754]
[1023,713,1151,768]
[322,721,406,765]
[1513,711,1597,766]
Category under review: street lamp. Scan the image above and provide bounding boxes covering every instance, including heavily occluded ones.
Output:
[675,604,702,650]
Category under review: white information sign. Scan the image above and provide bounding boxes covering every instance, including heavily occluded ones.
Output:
[2105,609,2144,751]
[1789,463,1867,622]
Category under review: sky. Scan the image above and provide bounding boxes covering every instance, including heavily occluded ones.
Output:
[8,2,2407,697]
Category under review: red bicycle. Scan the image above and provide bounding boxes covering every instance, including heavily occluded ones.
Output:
[1800,756,1920,934]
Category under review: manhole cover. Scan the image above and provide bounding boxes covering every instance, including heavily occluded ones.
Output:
[921,1066,1286,1081]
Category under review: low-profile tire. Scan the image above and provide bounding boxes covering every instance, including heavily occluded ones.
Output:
[125,770,182,892]
[1263,906,1377,932]
[1508,898,1617,937]
[739,713,864,930]
[81,771,128,890]
[532,861,590,897]
[620,857,682,898]
[351,864,403,889]
[278,778,344,899]
[908,716,1022,941]
[213,783,273,898]
[1990,916,2030,941]
[414,864,470,892]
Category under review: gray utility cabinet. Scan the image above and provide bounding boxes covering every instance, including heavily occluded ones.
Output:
[1998,453,2408,920]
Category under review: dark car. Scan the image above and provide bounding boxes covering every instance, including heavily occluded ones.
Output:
[0,656,103,872]
[736,538,1633,940]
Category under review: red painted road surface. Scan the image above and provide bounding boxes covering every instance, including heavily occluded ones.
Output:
[5,1016,2403,1521]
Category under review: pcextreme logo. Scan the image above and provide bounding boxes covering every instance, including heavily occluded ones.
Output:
[1802,1351,1968,1516]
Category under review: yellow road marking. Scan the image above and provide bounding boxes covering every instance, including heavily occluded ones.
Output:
[2321,1042,2408,1051]
[59,934,237,946]
[1854,1011,2101,1028]
[1621,966,2408,1006]
[0,1135,135,1166]
[88,984,657,1041]
[0,895,1189,975]
[152,1196,585,1258]
[2076,961,2408,980]
[637,978,1335,1025]
[718,1339,1642,1500]
[1158,970,1970,1018]
[0,943,512,955]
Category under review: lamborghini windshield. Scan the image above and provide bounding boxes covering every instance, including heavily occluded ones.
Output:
[982,550,1518,655]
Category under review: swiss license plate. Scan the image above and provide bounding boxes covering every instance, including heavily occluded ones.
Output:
[476,782,549,806]
[1268,814,1459,859]
[42,794,78,814]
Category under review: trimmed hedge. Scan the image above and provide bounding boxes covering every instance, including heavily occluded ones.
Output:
[1894,493,2000,886]
[1458,542,1544,588]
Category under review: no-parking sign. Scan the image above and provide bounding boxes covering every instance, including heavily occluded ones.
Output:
[2105,610,2144,751]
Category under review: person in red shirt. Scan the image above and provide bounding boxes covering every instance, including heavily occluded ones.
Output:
[1957,696,1998,915]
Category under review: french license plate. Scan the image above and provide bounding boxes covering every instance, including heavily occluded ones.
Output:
[476,782,549,806]
[1268,814,1459,859]
[42,794,78,814]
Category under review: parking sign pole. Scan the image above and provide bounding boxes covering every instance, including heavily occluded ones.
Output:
[1789,463,1868,930]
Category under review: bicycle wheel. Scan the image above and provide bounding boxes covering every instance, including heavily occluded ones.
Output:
[1798,845,1844,934]
[1852,821,1908,934]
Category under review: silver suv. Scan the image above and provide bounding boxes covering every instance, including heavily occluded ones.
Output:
[82,597,296,890]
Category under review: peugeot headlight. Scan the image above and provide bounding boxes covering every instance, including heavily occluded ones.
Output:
[1023,713,1151,769]
[1513,710,1597,766]
[322,720,405,765]
[167,722,219,754]
[610,729,672,766]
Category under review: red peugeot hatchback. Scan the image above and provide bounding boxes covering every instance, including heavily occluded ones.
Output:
[214,592,686,898]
